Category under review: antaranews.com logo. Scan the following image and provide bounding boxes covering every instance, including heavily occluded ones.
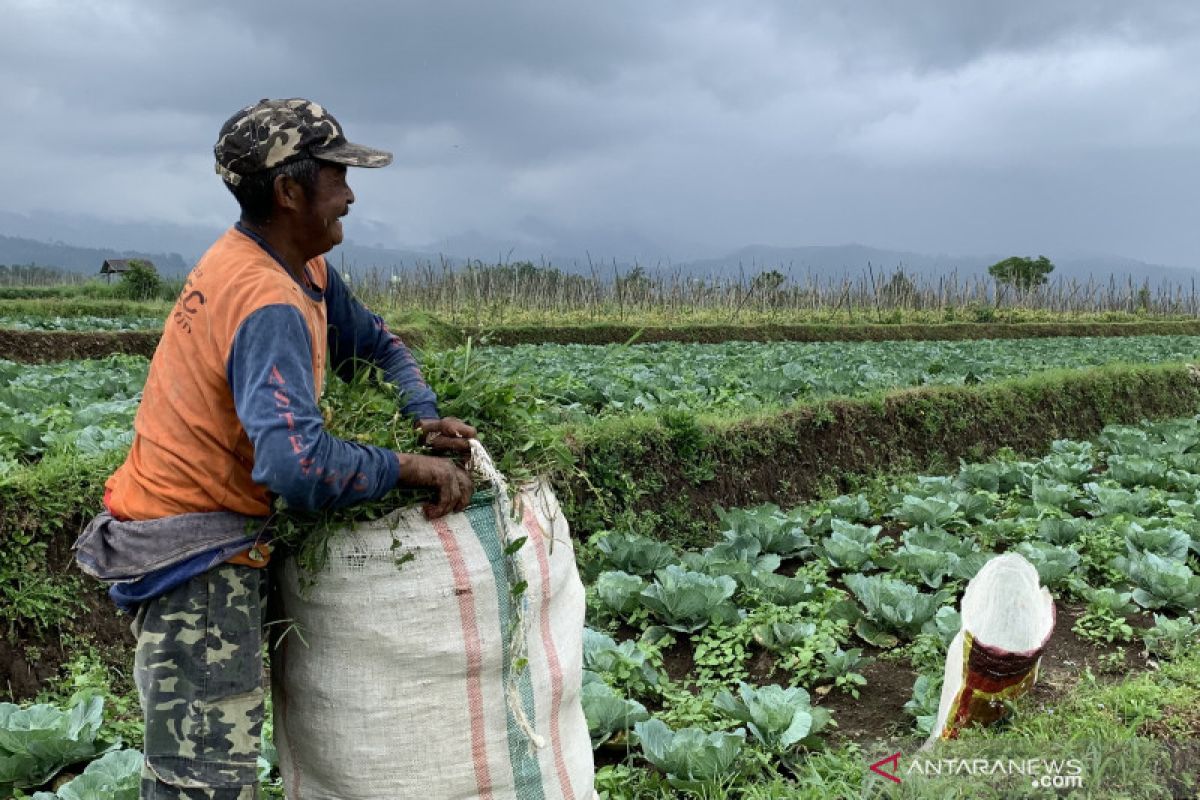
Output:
[870,751,1086,791]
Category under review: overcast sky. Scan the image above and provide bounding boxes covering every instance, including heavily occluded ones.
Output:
[3,0,1200,265]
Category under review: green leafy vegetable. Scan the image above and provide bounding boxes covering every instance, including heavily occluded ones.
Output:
[1141,614,1200,659]
[820,520,881,571]
[1036,517,1088,546]
[1084,586,1138,616]
[739,572,819,606]
[1112,552,1200,611]
[933,605,962,647]
[1106,455,1171,489]
[751,621,816,653]
[0,695,117,793]
[826,494,872,523]
[634,718,745,790]
[582,628,659,692]
[581,672,650,748]
[1120,522,1191,561]
[951,550,997,582]
[594,531,678,576]
[480,336,1200,422]
[904,674,943,737]
[1031,479,1081,513]
[594,571,647,620]
[1037,451,1095,486]
[0,357,145,464]
[1012,541,1081,588]
[893,495,961,529]
[956,460,1002,492]
[819,648,870,698]
[889,543,959,589]
[681,534,782,587]
[902,526,977,558]
[843,573,951,647]
[713,682,831,751]
[1085,483,1157,518]
[715,505,811,557]
[639,566,738,633]
[30,749,142,800]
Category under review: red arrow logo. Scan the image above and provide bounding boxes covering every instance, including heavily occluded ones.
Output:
[869,752,903,784]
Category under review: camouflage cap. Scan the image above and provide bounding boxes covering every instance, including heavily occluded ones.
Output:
[214,98,392,185]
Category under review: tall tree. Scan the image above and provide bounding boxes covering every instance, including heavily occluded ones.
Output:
[988,255,1054,291]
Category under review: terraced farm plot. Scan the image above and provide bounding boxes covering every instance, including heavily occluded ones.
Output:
[582,416,1200,796]
[0,315,163,331]
[0,356,146,472]
[3,339,1199,798]
[8,334,1200,474]
[481,335,1200,419]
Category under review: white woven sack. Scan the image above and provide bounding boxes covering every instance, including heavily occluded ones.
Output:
[273,444,593,799]
[927,553,1055,744]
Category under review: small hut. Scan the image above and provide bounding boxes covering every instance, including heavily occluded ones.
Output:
[99,258,154,283]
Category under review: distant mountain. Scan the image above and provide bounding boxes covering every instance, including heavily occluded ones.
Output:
[0,233,189,276]
[680,244,973,280]
[325,242,458,273]
[1,206,1196,288]
[1052,255,1200,287]
[429,216,705,267]
[0,210,221,266]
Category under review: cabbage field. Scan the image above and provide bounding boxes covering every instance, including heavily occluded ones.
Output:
[480,336,1200,419]
[2,331,1199,798]
[7,333,1200,470]
[0,356,144,474]
[5,415,1199,797]
[579,417,1200,796]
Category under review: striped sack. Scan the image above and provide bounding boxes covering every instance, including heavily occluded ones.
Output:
[273,455,593,799]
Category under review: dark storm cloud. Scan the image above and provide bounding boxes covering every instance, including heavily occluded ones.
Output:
[765,1,1200,71]
[2,0,1198,265]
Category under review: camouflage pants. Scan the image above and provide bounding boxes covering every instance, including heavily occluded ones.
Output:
[133,563,266,799]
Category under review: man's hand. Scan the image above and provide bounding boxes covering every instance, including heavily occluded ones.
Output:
[396,452,475,519]
[417,417,478,455]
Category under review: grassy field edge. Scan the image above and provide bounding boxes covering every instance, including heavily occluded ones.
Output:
[476,320,1200,346]
[560,362,1200,546]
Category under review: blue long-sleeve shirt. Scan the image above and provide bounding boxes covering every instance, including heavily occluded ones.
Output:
[228,223,439,512]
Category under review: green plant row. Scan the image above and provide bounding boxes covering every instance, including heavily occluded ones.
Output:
[0,315,163,332]
[0,296,175,317]
[0,448,121,644]
[479,336,1200,422]
[0,311,451,363]
[13,337,1200,463]
[471,319,1200,346]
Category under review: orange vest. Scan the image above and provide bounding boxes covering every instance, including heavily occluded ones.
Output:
[106,227,328,520]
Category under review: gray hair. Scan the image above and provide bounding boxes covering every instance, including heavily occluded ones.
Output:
[224,156,321,225]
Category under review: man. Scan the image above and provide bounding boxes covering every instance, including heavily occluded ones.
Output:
[75,98,476,799]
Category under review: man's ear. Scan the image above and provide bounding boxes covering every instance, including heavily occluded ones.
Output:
[273,174,304,213]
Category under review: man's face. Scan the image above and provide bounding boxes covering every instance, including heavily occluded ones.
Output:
[296,162,355,256]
